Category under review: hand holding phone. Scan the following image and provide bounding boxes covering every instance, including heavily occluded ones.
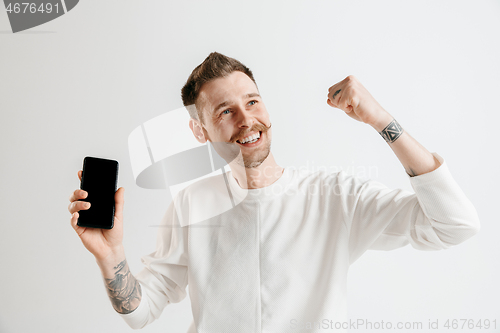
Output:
[68,157,125,261]
[77,156,118,229]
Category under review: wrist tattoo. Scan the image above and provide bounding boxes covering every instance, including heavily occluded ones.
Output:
[104,259,142,314]
[379,119,404,143]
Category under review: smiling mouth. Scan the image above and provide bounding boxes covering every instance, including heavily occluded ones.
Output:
[236,131,262,146]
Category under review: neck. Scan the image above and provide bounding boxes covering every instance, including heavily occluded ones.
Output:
[229,152,284,189]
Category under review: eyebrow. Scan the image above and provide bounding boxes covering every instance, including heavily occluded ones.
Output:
[212,93,261,116]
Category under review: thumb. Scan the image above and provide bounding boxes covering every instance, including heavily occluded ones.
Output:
[344,108,363,122]
[114,187,125,220]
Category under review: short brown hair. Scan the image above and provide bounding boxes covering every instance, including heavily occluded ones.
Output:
[181,52,257,124]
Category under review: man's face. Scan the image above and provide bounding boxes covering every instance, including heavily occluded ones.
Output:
[196,71,272,168]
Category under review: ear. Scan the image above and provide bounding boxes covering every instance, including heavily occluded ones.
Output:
[189,118,208,143]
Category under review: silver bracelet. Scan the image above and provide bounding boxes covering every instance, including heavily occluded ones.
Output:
[379,119,404,143]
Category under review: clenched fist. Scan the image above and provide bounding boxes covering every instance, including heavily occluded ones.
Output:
[327,75,393,131]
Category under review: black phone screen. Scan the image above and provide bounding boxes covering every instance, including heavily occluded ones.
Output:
[77,156,119,229]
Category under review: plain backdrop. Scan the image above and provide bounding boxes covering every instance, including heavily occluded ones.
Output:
[1,1,499,332]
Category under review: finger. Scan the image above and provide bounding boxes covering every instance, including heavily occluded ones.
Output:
[114,187,125,220]
[70,211,78,230]
[328,82,341,94]
[68,200,91,214]
[69,189,88,202]
[327,98,335,108]
[330,88,342,103]
[78,170,82,181]
[337,90,352,113]
[327,85,343,108]
[70,212,85,236]
[341,93,359,114]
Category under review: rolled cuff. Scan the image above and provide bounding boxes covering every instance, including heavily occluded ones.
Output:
[118,281,151,329]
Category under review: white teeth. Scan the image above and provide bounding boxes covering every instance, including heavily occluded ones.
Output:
[240,132,260,144]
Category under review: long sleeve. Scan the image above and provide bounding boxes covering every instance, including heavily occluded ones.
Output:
[119,201,189,329]
[343,152,480,265]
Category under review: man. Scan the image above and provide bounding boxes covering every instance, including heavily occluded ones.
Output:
[68,52,480,332]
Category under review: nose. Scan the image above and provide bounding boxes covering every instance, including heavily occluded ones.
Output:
[235,106,255,128]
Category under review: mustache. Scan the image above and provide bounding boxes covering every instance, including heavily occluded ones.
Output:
[231,122,272,143]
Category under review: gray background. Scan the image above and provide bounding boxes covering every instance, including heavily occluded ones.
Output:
[1,1,499,332]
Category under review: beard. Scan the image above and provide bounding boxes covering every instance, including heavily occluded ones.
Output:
[237,135,271,168]
[205,122,273,169]
[232,122,272,169]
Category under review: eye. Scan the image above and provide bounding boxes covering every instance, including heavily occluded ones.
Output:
[219,109,231,117]
[248,100,257,106]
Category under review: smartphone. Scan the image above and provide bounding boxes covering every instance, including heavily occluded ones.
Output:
[77,156,119,229]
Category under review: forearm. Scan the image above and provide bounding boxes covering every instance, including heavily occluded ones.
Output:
[371,112,440,177]
[96,247,142,314]
[326,76,440,176]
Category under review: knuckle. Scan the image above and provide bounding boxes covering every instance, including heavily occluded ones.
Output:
[346,76,358,85]
[346,81,355,91]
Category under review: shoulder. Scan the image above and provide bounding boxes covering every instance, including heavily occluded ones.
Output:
[175,171,230,202]
[172,171,235,226]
